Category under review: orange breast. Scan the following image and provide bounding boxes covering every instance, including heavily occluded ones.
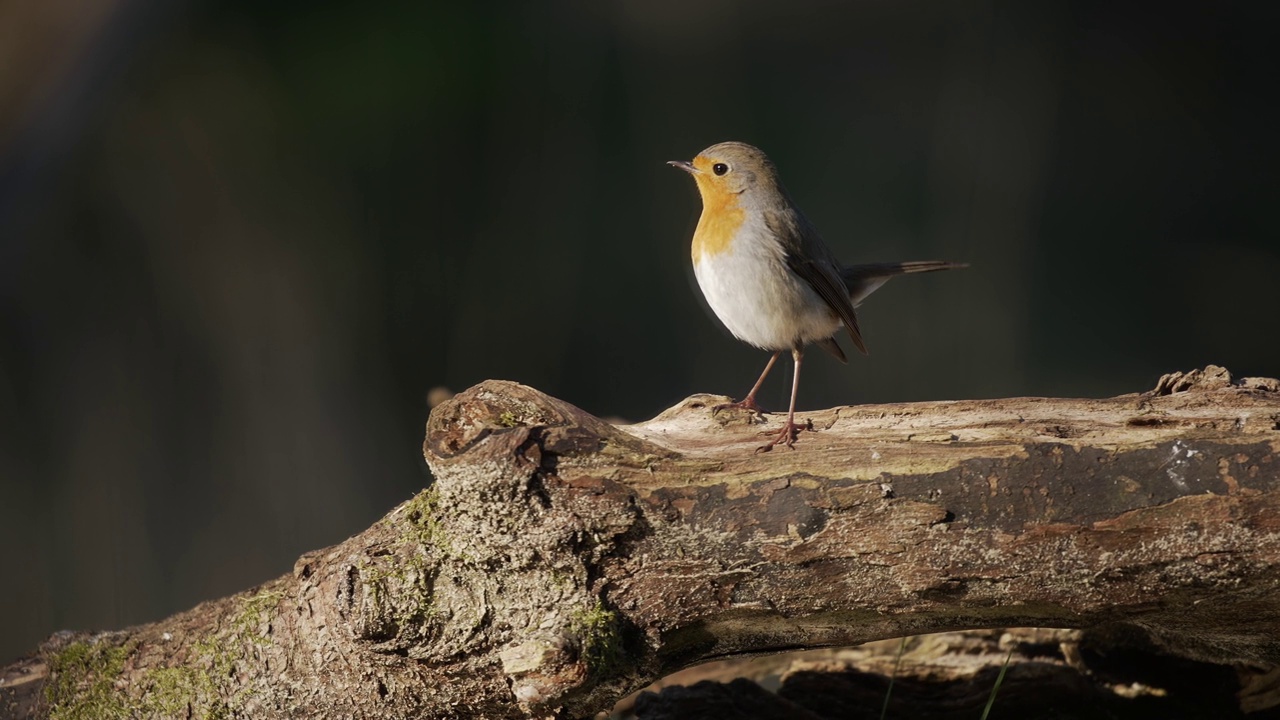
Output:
[691,186,745,263]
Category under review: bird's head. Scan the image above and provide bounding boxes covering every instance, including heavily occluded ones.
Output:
[668,141,784,207]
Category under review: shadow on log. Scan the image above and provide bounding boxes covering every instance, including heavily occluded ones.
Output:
[624,627,1280,719]
[3,365,1280,719]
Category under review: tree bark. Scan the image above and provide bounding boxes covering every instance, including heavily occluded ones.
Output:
[4,365,1280,719]
[625,627,1280,719]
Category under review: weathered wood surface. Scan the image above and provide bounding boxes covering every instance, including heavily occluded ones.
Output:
[3,366,1279,719]
[628,627,1280,719]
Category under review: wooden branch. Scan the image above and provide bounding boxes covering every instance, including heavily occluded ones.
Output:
[4,366,1280,719]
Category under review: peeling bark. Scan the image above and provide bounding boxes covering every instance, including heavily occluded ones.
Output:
[4,366,1280,719]
[628,628,1270,719]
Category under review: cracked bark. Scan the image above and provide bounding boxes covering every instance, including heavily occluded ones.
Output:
[3,365,1280,719]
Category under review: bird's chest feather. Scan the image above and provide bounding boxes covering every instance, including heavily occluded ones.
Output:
[692,228,839,350]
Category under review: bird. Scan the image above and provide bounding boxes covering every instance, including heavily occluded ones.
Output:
[669,141,965,451]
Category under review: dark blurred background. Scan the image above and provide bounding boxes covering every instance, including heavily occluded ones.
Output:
[1,0,1276,662]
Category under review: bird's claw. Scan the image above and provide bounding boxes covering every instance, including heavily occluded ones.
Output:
[712,397,768,423]
[755,418,813,453]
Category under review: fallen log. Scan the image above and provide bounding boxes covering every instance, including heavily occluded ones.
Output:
[3,365,1279,719]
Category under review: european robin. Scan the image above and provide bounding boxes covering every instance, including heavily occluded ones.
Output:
[669,141,965,451]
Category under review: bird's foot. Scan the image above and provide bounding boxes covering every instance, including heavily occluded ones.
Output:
[755,418,813,453]
[712,396,768,423]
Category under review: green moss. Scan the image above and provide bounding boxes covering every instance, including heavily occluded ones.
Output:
[45,640,132,720]
[232,589,284,643]
[138,663,228,720]
[548,569,576,594]
[571,602,623,676]
[355,490,452,638]
[497,411,519,427]
[42,590,284,718]
[403,486,478,562]
[405,487,445,548]
[45,636,241,719]
[139,589,283,717]
[190,635,240,714]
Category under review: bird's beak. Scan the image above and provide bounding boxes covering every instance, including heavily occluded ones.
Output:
[667,160,698,174]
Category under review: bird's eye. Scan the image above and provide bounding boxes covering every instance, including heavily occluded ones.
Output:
[712,163,729,176]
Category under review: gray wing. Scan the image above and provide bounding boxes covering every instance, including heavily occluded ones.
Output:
[767,208,869,355]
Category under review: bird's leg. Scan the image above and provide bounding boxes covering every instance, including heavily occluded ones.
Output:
[713,351,780,420]
[757,348,812,452]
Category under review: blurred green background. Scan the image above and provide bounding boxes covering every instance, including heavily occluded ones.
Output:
[1,0,1276,662]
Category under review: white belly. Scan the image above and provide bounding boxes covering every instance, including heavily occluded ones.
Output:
[693,242,842,351]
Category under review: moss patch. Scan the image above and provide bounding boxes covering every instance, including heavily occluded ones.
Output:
[354,489,451,644]
[142,589,283,716]
[45,640,131,720]
[232,589,285,642]
[45,635,241,719]
[571,602,623,676]
[138,663,228,720]
[405,486,446,550]
[43,590,284,718]
[403,485,475,562]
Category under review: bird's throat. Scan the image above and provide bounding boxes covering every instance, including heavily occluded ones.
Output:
[691,190,745,263]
